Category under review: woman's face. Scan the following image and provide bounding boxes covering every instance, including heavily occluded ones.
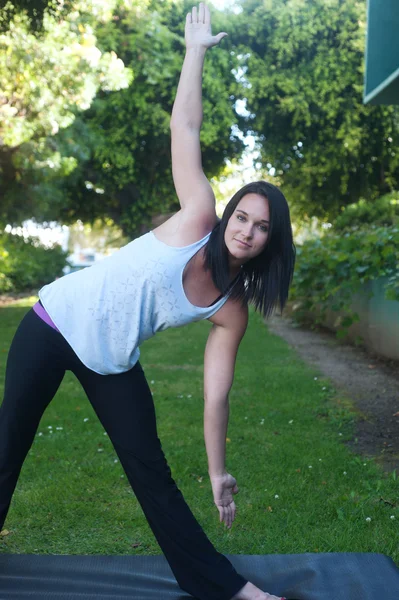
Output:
[224,193,270,268]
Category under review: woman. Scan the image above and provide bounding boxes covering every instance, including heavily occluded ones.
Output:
[0,4,294,600]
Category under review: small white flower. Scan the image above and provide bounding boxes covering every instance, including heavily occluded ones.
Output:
[84,418,89,422]
[275,494,279,499]
[187,394,192,398]
[322,386,327,390]
[120,475,124,478]
[339,433,343,436]
[363,463,367,466]
[48,426,53,429]
[244,417,248,420]
[343,471,347,475]
[38,433,43,437]
[114,459,118,463]
[289,420,293,424]
[390,515,395,520]
[308,465,313,469]
[103,432,108,436]
[98,449,103,453]
[56,427,63,430]
[314,377,318,380]
[177,395,183,398]
[49,430,53,434]
[319,459,322,462]
[150,380,155,384]
[365,517,371,522]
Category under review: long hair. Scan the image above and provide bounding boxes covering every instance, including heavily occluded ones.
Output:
[204,181,296,318]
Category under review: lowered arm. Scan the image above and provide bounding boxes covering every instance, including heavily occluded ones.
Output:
[203,307,248,477]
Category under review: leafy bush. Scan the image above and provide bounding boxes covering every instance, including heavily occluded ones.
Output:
[290,223,399,338]
[333,192,399,231]
[0,233,68,293]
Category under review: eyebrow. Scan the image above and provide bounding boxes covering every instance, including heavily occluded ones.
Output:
[236,209,270,224]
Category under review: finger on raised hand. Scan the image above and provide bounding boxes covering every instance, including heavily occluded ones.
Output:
[204,3,211,25]
[198,2,205,23]
[192,5,197,22]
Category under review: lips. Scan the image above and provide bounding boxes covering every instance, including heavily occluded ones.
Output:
[235,239,251,248]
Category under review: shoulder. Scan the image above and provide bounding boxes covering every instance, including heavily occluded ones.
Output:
[208,296,248,338]
[152,208,218,247]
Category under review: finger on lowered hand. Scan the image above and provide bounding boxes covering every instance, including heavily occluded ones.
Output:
[226,505,232,528]
[218,505,224,523]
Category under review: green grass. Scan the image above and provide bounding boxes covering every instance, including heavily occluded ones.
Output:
[0,298,398,562]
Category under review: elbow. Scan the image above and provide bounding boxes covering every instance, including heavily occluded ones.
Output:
[170,117,201,132]
[204,391,230,405]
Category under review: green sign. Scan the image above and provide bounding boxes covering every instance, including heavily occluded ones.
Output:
[364,0,399,104]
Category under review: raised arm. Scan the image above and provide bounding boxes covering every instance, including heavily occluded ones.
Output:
[170,3,227,221]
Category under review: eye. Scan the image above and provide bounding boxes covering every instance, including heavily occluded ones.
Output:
[259,225,269,232]
[236,214,246,221]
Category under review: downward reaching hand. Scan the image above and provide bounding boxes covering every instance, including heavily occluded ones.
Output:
[210,471,239,529]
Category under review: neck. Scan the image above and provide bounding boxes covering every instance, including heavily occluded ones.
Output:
[228,255,244,278]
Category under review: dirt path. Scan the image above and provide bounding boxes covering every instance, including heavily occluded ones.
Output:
[266,314,399,473]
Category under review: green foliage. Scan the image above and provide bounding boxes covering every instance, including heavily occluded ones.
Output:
[0,1,62,32]
[333,191,399,231]
[0,232,67,293]
[67,217,129,253]
[0,0,245,236]
[58,0,244,236]
[232,0,399,220]
[0,5,132,147]
[4,0,398,233]
[0,0,132,226]
[290,222,399,335]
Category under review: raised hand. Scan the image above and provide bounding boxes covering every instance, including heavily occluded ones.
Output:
[185,2,228,50]
[210,471,239,529]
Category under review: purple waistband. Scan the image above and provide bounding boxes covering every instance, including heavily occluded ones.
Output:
[33,301,60,333]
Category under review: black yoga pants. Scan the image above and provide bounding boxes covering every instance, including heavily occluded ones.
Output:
[0,307,248,600]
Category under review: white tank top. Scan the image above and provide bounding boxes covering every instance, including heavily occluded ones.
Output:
[38,231,231,375]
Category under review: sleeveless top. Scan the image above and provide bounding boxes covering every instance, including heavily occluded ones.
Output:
[38,231,233,375]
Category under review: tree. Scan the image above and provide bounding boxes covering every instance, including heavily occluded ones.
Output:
[231,0,399,220]
[0,0,246,237]
[0,0,132,227]
[0,0,60,32]
[57,0,245,236]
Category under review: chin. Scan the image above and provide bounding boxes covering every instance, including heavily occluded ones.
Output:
[228,248,244,260]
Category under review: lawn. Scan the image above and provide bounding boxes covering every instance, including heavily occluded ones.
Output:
[0,298,397,562]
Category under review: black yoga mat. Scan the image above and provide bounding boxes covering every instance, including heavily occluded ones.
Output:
[0,552,398,599]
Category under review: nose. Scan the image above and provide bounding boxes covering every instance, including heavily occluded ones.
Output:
[241,223,253,239]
